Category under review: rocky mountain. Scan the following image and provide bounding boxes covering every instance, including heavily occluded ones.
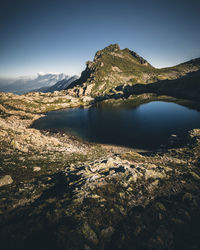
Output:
[66,44,200,100]
[0,73,69,94]
[33,75,79,93]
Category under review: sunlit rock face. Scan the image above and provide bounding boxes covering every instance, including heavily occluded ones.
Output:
[65,44,200,101]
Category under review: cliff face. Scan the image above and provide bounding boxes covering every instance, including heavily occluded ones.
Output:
[66,44,155,96]
[66,44,200,100]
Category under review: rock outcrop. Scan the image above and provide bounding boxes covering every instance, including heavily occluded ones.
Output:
[65,44,200,102]
[0,175,13,187]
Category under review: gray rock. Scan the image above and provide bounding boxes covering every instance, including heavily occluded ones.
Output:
[0,175,13,187]
[106,157,114,168]
[33,167,41,172]
[145,169,166,180]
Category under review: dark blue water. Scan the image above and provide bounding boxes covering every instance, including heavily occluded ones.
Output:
[33,101,200,149]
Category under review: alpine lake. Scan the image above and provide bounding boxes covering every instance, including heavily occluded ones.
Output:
[32,100,200,150]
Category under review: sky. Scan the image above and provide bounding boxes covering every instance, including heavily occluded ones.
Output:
[0,0,200,78]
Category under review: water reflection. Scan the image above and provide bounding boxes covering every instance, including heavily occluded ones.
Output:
[32,101,200,149]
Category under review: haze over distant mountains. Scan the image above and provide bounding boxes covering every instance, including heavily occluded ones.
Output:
[0,73,77,94]
[33,75,79,93]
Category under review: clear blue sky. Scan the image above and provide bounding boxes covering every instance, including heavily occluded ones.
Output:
[0,0,200,78]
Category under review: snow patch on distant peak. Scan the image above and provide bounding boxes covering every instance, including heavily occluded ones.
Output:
[38,72,65,76]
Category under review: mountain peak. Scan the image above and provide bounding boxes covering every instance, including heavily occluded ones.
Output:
[101,43,120,52]
[66,45,200,98]
[65,44,153,95]
[93,44,150,66]
[94,44,120,60]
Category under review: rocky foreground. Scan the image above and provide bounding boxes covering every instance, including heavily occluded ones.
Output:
[0,91,200,249]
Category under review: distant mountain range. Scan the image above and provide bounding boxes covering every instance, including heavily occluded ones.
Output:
[32,75,79,93]
[65,44,200,101]
[0,73,73,94]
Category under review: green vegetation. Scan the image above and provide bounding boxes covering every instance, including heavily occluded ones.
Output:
[67,44,200,99]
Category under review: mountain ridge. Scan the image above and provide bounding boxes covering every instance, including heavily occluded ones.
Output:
[65,44,200,99]
[32,75,79,93]
[0,73,70,94]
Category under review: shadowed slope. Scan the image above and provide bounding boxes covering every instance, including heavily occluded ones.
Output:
[65,44,200,99]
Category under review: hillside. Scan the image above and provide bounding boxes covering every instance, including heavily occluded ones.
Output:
[66,44,200,99]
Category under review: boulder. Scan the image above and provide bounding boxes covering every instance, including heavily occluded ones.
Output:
[33,167,41,172]
[0,175,13,187]
[106,158,115,168]
[145,169,166,180]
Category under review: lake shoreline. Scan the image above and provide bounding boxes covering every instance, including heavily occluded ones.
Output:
[1,91,200,249]
[31,94,200,151]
